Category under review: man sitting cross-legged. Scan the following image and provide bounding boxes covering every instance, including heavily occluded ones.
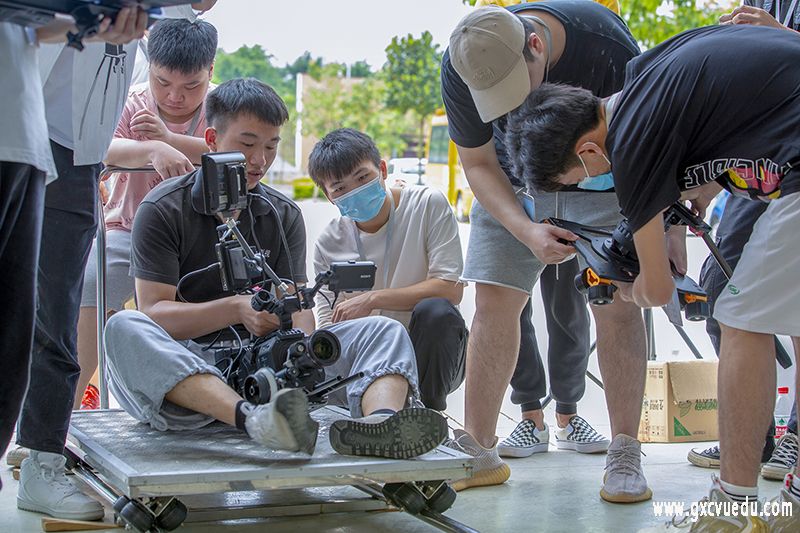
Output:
[104,78,447,458]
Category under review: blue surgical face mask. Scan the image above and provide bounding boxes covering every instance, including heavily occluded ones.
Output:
[577,153,614,191]
[333,176,386,222]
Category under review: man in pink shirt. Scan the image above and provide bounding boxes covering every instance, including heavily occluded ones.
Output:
[75,18,218,408]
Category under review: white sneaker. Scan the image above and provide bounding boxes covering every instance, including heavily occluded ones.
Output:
[17,450,104,520]
[245,388,319,455]
[601,434,652,503]
[498,419,549,458]
[555,415,610,454]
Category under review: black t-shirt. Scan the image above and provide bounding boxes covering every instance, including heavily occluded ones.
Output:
[441,0,639,187]
[607,25,800,232]
[130,170,308,341]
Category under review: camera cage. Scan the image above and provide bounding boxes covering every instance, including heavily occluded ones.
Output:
[182,149,380,406]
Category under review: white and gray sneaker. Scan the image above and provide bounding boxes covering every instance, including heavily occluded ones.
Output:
[17,451,104,520]
[555,415,610,454]
[498,420,549,458]
[444,429,511,491]
[245,388,319,455]
[601,434,652,503]
[761,432,798,481]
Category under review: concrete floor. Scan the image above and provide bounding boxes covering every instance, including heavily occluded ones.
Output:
[1,198,794,533]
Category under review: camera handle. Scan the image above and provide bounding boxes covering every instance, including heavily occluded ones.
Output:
[663,203,791,369]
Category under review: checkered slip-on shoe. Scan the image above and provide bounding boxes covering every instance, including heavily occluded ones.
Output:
[555,415,610,454]
[498,419,549,458]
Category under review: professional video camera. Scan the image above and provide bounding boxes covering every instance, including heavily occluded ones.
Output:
[546,203,712,321]
[0,1,190,50]
[195,152,378,408]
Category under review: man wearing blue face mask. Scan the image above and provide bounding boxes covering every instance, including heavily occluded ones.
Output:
[309,128,468,414]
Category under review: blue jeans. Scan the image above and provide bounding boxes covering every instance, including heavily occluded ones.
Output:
[0,162,45,461]
[16,141,99,454]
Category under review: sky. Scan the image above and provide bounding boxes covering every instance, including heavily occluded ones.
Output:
[203,0,474,69]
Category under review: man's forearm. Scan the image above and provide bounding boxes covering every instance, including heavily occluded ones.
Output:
[370,278,463,312]
[166,134,209,164]
[104,139,165,168]
[143,296,240,340]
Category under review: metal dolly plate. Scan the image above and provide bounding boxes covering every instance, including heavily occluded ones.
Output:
[66,408,478,532]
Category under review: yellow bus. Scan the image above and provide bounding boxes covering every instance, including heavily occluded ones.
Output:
[425,111,474,222]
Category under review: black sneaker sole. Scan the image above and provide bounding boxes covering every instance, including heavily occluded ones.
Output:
[329,408,448,459]
[274,389,319,455]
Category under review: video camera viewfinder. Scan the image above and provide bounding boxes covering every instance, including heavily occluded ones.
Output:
[199,152,249,217]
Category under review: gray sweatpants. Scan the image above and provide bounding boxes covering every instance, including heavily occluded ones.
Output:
[104,310,420,431]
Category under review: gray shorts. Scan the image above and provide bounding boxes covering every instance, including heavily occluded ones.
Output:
[714,192,800,336]
[80,229,135,310]
[462,189,623,293]
[104,310,420,431]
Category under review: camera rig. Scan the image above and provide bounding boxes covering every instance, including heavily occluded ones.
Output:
[0,1,190,50]
[197,152,378,408]
[546,203,713,321]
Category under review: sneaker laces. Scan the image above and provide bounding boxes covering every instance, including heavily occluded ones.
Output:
[38,461,81,500]
[606,442,642,476]
[770,433,799,466]
[699,444,720,457]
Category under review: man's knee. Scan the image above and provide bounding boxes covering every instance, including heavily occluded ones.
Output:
[104,310,149,358]
[592,298,642,328]
[411,297,462,327]
[474,283,528,321]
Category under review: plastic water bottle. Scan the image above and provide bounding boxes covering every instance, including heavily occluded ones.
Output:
[775,387,792,440]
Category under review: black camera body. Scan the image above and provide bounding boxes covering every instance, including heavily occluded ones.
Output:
[226,328,341,406]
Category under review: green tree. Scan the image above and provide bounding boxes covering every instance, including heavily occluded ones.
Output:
[383,31,443,160]
[624,0,734,49]
[458,0,735,49]
[301,76,415,157]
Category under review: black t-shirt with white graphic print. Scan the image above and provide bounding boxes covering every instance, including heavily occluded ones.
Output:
[441,0,639,188]
[607,24,800,232]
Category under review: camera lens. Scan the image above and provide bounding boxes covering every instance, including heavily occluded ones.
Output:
[307,330,340,366]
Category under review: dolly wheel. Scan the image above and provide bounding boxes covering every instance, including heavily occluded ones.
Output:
[426,483,457,513]
[156,498,188,531]
[112,495,130,515]
[120,500,155,532]
[383,482,426,515]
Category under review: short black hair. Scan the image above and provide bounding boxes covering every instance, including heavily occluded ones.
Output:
[205,78,289,133]
[148,18,217,75]
[307,128,381,188]
[504,83,601,192]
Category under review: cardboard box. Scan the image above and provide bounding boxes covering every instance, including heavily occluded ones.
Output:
[638,360,718,443]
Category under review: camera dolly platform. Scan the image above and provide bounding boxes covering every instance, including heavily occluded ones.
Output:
[65,408,478,533]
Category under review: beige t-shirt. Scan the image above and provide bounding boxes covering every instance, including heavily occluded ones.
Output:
[313,185,463,329]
